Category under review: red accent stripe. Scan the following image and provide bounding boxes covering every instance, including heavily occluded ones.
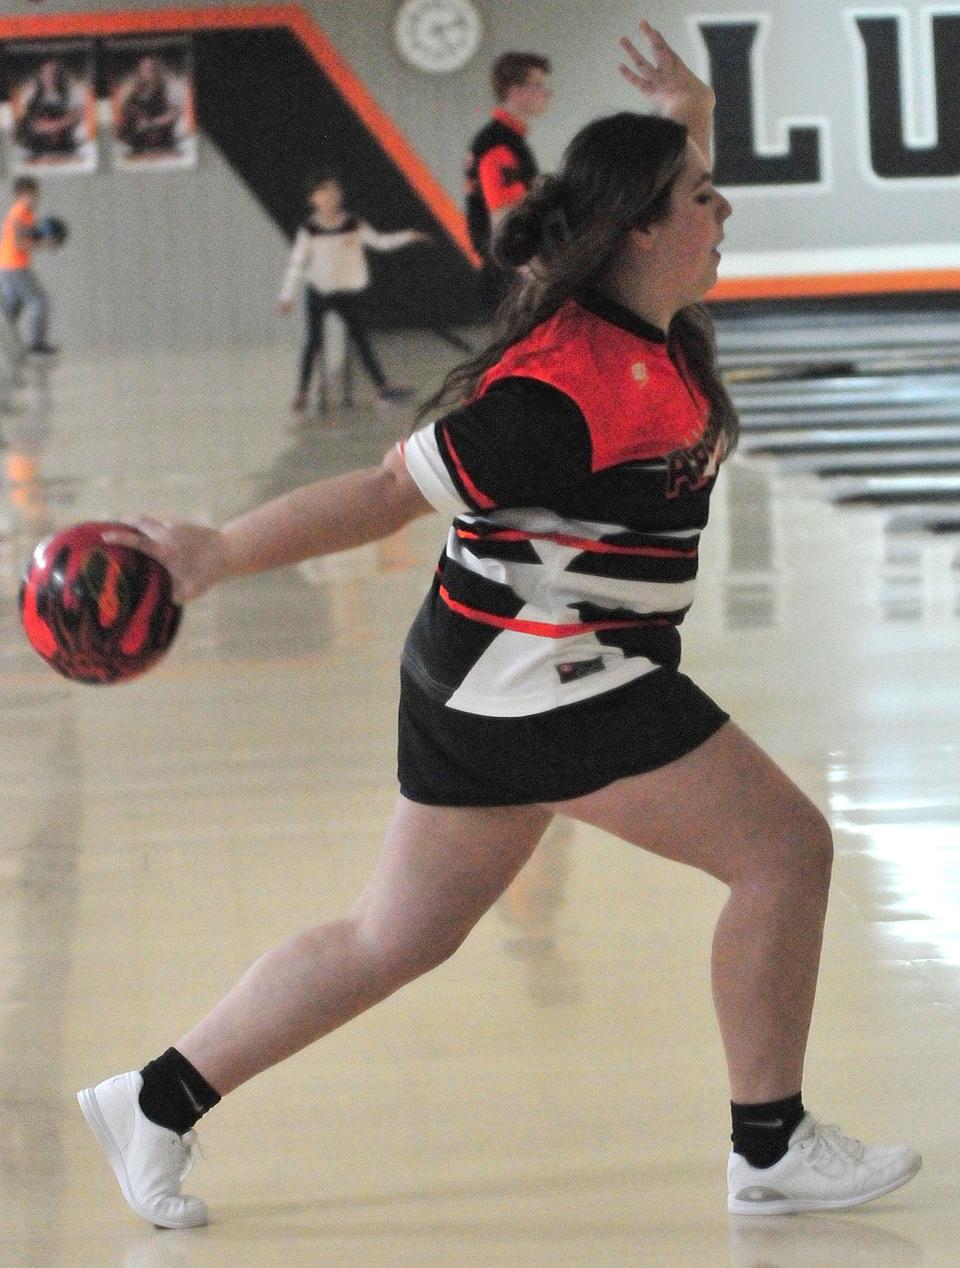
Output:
[441,426,496,510]
[119,566,160,655]
[438,585,670,637]
[455,527,697,558]
[20,583,58,658]
[0,6,481,266]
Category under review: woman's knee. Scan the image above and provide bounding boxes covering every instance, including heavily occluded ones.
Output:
[352,911,469,989]
[723,796,833,894]
[763,800,834,889]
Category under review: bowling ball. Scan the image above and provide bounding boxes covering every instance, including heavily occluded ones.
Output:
[19,521,181,684]
[36,215,68,246]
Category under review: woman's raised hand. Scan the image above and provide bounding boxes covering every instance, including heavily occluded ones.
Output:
[619,19,715,132]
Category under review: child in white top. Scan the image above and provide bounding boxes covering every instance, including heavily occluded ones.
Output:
[277,173,431,411]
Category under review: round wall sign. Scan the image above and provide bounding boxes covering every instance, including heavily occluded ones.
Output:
[394,0,484,74]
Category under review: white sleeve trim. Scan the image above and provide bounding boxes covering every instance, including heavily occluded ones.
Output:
[400,429,468,514]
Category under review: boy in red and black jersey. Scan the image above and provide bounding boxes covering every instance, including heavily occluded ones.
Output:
[465,52,551,310]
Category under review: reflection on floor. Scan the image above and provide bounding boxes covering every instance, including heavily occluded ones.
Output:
[0,322,957,1267]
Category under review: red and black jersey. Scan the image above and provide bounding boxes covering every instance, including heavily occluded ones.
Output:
[464,108,539,258]
[400,293,726,717]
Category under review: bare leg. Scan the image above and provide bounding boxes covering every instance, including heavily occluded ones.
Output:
[177,798,552,1094]
[554,721,833,1103]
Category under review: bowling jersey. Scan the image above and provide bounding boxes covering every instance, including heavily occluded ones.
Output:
[400,292,726,717]
[464,108,538,258]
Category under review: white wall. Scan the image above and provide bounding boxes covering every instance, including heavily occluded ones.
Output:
[31,132,286,352]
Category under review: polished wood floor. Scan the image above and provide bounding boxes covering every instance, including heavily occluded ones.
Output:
[0,326,957,1266]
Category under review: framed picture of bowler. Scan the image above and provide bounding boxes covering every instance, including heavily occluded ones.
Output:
[105,37,197,170]
[5,39,97,175]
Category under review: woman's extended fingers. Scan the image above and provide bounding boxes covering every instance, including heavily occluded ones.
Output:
[619,22,674,87]
[619,35,649,70]
[636,18,673,68]
[618,18,715,125]
[124,514,177,539]
[99,527,148,551]
[619,59,654,93]
[101,517,176,561]
[101,518,227,604]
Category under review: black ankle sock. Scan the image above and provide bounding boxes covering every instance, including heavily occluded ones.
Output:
[138,1047,222,1135]
[731,1093,805,1168]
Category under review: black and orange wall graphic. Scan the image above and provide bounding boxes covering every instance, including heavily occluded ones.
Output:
[3,5,957,308]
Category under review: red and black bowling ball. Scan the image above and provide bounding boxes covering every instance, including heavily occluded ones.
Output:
[19,521,181,684]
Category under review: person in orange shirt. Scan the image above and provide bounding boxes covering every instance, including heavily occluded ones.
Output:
[464,52,552,313]
[0,176,58,354]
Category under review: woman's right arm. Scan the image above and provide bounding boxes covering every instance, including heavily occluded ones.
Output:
[108,446,435,604]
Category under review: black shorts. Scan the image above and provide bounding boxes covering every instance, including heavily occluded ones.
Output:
[397,667,729,807]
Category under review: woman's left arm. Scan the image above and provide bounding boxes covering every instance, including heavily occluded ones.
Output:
[619,19,715,161]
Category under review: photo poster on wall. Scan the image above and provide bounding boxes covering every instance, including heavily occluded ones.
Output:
[104,36,197,171]
[3,39,98,176]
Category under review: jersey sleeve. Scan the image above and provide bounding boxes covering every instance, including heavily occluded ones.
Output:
[477,145,528,212]
[401,378,592,514]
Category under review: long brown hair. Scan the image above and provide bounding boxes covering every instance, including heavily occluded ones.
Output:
[419,111,738,451]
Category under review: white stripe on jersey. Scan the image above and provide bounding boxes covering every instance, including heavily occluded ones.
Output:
[447,508,699,618]
[445,624,663,715]
[401,432,468,514]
